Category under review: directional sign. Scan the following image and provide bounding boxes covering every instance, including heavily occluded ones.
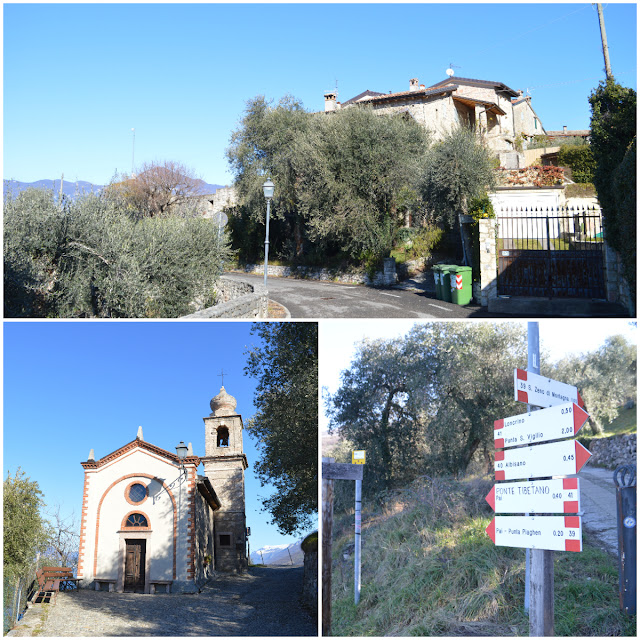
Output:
[486,515,582,552]
[495,439,592,481]
[495,402,589,449]
[514,368,584,409]
[322,462,363,481]
[485,478,581,513]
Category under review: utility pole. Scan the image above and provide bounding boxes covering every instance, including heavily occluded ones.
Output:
[596,3,613,79]
[131,128,136,176]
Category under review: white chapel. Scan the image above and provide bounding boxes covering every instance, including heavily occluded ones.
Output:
[77,386,248,593]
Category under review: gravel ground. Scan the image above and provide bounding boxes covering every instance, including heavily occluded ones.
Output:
[9,567,317,637]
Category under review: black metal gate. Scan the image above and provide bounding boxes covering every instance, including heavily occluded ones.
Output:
[496,205,606,298]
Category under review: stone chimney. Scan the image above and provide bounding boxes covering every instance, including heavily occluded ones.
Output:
[324,91,338,112]
[409,78,420,92]
[563,125,568,133]
[420,84,425,90]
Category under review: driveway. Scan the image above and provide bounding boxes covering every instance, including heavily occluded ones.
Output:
[575,466,622,556]
[225,272,486,319]
[8,567,316,637]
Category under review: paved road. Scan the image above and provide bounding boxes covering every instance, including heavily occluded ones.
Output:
[9,567,316,637]
[225,272,488,319]
[572,466,620,555]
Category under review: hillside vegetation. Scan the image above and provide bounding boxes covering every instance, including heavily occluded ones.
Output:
[329,475,635,637]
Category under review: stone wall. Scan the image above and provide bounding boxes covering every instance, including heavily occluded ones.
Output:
[238,258,398,287]
[478,218,498,307]
[605,244,635,315]
[182,276,267,319]
[585,433,637,470]
[301,533,318,613]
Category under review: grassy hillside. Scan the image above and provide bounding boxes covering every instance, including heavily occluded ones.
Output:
[602,405,637,437]
[329,476,635,636]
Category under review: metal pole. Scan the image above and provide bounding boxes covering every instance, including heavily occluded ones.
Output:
[596,4,613,80]
[355,478,362,605]
[263,198,271,288]
[131,128,135,176]
[527,321,555,637]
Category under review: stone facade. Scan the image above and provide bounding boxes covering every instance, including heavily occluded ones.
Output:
[201,387,249,573]
[587,433,637,470]
[331,76,544,153]
[478,218,498,307]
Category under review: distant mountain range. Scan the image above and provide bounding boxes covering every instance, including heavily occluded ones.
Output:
[250,539,304,567]
[3,179,225,199]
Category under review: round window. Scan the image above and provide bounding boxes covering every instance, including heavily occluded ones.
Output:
[128,483,147,503]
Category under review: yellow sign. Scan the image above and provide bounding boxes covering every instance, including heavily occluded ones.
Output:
[352,450,366,464]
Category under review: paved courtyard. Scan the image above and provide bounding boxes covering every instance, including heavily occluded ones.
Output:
[8,567,317,637]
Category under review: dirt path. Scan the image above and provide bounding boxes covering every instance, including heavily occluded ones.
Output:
[8,567,317,637]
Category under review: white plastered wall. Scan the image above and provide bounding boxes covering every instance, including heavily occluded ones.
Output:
[80,447,192,591]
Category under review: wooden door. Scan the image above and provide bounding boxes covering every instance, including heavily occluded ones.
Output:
[124,540,146,592]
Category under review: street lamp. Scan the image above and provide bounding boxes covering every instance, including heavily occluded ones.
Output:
[175,441,188,476]
[262,179,275,288]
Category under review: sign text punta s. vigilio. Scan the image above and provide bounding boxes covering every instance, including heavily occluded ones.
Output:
[485,370,592,552]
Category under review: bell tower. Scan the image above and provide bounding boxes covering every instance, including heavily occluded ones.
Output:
[202,386,248,572]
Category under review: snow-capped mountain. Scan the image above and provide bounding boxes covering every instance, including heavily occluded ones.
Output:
[250,540,304,566]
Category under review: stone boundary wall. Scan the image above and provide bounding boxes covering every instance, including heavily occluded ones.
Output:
[478,218,498,307]
[238,258,398,287]
[181,276,267,319]
[301,534,318,613]
[585,433,637,470]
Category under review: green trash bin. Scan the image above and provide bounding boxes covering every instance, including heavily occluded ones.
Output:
[431,266,443,300]
[438,265,456,303]
[449,266,473,305]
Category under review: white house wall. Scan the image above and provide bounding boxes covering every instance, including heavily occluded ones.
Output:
[79,446,196,592]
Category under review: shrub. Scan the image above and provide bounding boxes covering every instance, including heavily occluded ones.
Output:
[4,188,231,317]
[557,145,595,183]
[468,194,495,221]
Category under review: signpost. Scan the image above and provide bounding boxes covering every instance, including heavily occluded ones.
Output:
[494,402,589,448]
[495,439,592,481]
[486,478,581,514]
[514,368,584,409]
[485,324,594,636]
[322,454,366,634]
[486,515,583,552]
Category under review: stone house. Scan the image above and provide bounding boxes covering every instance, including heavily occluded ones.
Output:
[324,75,545,154]
[77,386,248,594]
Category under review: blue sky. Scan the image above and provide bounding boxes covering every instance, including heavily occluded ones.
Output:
[3,2,636,185]
[3,321,318,551]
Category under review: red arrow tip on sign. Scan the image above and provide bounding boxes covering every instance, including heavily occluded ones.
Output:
[575,440,592,472]
[486,518,496,543]
[573,403,589,435]
[485,486,496,510]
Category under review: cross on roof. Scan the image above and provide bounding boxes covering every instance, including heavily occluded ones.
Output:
[218,369,228,387]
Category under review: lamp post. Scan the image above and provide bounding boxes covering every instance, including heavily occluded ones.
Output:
[262,179,275,288]
[175,441,188,477]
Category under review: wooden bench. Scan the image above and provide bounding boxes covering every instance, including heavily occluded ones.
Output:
[40,567,80,591]
[94,579,117,592]
[31,567,75,604]
[149,580,172,594]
